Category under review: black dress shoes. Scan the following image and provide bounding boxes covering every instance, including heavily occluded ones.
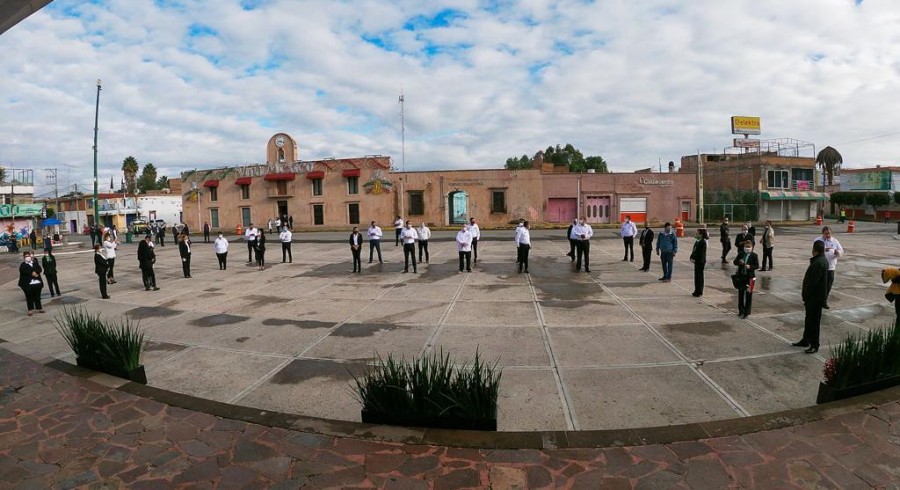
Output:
[791,341,810,347]
[823,304,830,309]
[804,346,819,354]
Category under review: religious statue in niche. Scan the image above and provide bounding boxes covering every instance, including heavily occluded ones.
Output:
[363,171,393,195]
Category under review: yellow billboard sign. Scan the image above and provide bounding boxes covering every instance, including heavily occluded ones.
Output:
[731,116,761,135]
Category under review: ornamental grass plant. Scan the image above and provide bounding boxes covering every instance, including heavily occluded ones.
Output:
[826,322,900,389]
[55,306,146,375]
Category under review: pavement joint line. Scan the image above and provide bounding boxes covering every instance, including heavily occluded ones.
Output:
[595,272,753,418]
[700,349,820,364]
[419,273,468,357]
[556,361,689,370]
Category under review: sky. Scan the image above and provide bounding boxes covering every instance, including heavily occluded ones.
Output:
[2,0,899,198]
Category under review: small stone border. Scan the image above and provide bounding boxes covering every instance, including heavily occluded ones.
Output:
[39,355,900,450]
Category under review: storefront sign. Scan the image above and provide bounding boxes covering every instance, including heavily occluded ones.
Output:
[731,116,761,135]
[639,177,674,186]
[235,162,314,178]
[733,138,760,148]
[0,204,43,218]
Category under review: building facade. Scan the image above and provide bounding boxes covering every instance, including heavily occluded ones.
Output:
[837,166,900,220]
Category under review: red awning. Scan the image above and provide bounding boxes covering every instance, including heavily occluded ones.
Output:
[306,171,325,180]
[235,177,252,185]
[202,180,219,188]
[264,173,296,181]
[342,168,361,178]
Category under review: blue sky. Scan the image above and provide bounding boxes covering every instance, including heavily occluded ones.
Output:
[1,0,898,197]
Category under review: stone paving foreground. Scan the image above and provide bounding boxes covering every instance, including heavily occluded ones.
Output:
[5,347,900,488]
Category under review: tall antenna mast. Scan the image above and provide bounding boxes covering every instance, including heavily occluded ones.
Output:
[399,88,405,172]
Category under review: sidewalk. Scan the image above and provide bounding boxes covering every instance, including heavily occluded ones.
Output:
[2,348,900,488]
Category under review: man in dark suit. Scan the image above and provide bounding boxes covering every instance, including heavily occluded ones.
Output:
[203,222,211,243]
[93,244,110,299]
[733,240,759,318]
[690,228,708,297]
[42,250,61,297]
[719,217,731,263]
[794,240,829,353]
[138,235,159,291]
[19,252,44,314]
[349,226,363,273]
[734,223,754,250]
[566,219,577,261]
[178,233,192,278]
[638,222,655,272]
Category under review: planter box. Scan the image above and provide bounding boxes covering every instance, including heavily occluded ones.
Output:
[816,375,900,404]
[76,358,147,385]
[361,410,497,431]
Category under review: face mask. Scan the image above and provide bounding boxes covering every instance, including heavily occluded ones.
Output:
[25,257,32,263]
[743,247,750,253]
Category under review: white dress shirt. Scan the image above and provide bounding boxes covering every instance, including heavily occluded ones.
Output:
[517,227,531,246]
[394,218,403,229]
[456,230,472,252]
[816,236,844,271]
[214,236,229,253]
[245,227,257,242]
[620,221,637,238]
[571,223,594,240]
[103,239,117,259]
[418,225,431,241]
[469,223,481,239]
[279,229,292,243]
[401,227,419,244]
[368,226,382,240]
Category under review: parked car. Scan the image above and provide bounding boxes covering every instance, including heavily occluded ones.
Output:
[131,219,149,234]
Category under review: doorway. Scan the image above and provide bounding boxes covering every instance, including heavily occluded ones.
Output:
[681,201,691,221]
[585,196,611,224]
[449,191,468,224]
[277,200,288,221]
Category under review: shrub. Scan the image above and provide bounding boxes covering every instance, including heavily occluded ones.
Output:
[56,306,146,374]
[826,322,900,389]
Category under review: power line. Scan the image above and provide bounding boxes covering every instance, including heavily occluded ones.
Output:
[836,130,900,146]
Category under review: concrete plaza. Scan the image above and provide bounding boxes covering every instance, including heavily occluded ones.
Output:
[1,222,897,433]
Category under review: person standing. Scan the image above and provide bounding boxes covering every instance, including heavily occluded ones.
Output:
[18,252,44,314]
[279,226,293,263]
[394,216,403,247]
[245,223,258,263]
[90,244,109,299]
[839,209,846,223]
[274,217,281,231]
[137,235,159,291]
[29,229,37,249]
[203,222,211,243]
[881,267,900,326]
[255,230,267,270]
[469,217,481,264]
[42,250,61,297]
[571,217,593,273]
[516,220,531,273]
[417,222,431,264]
[214,232,229,270]
[349,227,363,273]
[760,220,775,271]
[178,233,192,278]
[638,222,655,272]
[566,219,577,261]
[734,223,753,251]
[620,215,638,262]
[367,221,383,263]
[719,217,731,263]
[733,240,759,318]
[89,225,98,247]
[815,226,844,309]
[794,240,829,353]
[156,223,166,247]
[288,215,293,230]
[43,231,52,253]
[171,224,178,244]
[267,218,273,233]
[457,224,472,273]
[102,232,118,284]
[400,221,419,273]
[690,228,708,297]
[656,222,678,282]
[746,221,757,241]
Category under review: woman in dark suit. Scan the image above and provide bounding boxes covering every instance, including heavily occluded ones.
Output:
[93,244,110,299]
[690,228,708,297]
[18,252,44,315]
[255,230,267,270]
[733,239,760,318]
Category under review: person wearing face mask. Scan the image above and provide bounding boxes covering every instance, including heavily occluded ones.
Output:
[93,244,110,299]
[417,222,431,264]
[18,252,45,315]
[349,226,363,273]
[793,240,828,353]
[102,232,119,285]
[719,217,731,263]
[690,228,708,297]
[656,222,678,282]
[566,219,577,262]
[638,221,655,272]
[620,215,638,262]
[42,249,61,298]
[733,240,759,318]
[457,224,473,273]
[760,220,775,271]
[815,226,844,309]
[400,221,419,273]
[214,232,229,270]
[571,217,593,273]
[734,224,754,250]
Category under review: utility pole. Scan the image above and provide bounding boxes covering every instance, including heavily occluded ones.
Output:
[92,79,102,226]
[399,89,405,173]
[44,168,58,220]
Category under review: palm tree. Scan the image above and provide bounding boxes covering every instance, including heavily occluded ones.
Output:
[121,156,139,194]
[156,175,169,189]
[816,146,842,186]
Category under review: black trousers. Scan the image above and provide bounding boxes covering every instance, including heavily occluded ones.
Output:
[721,238,731,262]
[181,255,191,277]
[418,240,429,263]
[369,240,382,263]
[894,299,899,327]
[403,243,417,272]
[623,237,634,261]
[282,242,292,262]
[738,288,753,316]
[458,251,471,271]
[351,247,361,272]
[22,284,43,311]
[395,228,402,246]
[517,244,530,272]
[256,249,265,267]
[247,241,255,262]
[762,247,774,270]
[97,272,108,298]
[45,273,60,296]
[141,266,156,289]
[106,258,116,280]
[203,231,210,243]
[472,238,479,263]
[693,262,705,295]
[576,240,590,271]
[803,302,823,348]
[216,252,227,270]
[641,246,652,270]
[568,239,576,260]
[157,233,165,246]
[825,270,835,304]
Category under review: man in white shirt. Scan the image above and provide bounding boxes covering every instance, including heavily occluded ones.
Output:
[368,221,383,263]
[514,218,525,260]
[815,226,844,309]
[245,223,258,263]
[394,216,404,247]
[516,220,531,274]
[620,215,638,262]
[400,221,419,273]
[417,222,431,264]
[279,227,293,263]
[469,217,481,264]
[571,217,593,273]
[457,224,473,273]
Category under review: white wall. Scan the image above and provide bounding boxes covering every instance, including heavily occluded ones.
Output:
[138,196,182,224]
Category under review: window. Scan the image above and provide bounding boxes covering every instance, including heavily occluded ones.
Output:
[767,170,789,189]
[312,204,324,225]
[490,189,507,213]
[241,207,251,227]
[210,208,219,228]
[312,178,323,196]
[792,168,814,189]
[209,186,218,202]
[348,203,360,224]
[278,148,285,163]
[347,176,359,195]
[408,191,424,215]
[276,180,288,196]
[240,184,250,199]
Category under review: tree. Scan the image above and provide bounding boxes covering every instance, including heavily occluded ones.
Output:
[504,154,532,170]
[584,156,608,173]
[816,146,842,186]
[865,192,891,215]
[0,164,5,183]
[156,175,170,189]
[137,163,158,192]
[504,144,608,172]
[830,192,864,207]
[122,156,139,194]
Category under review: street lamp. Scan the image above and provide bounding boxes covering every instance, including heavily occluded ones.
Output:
[191,182,201,231]
[92,79,102,226]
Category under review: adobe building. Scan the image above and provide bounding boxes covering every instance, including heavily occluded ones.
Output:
[181,133,699,232]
